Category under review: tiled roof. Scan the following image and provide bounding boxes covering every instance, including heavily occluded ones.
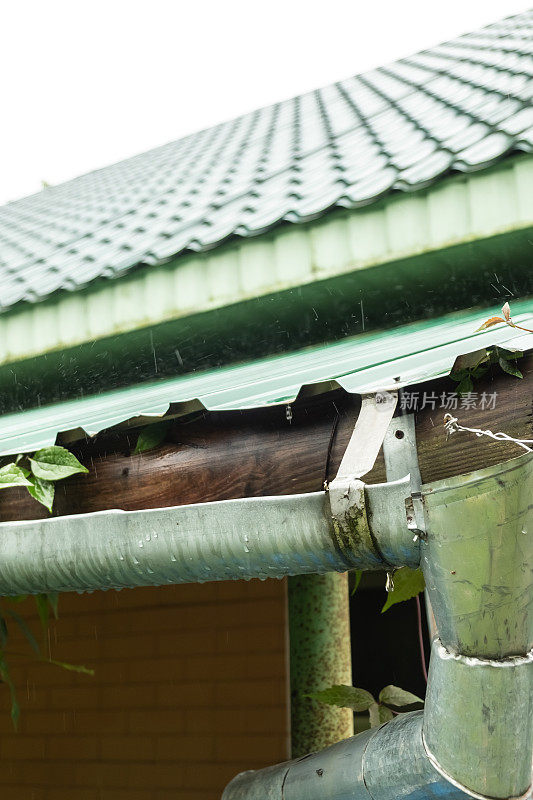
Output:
[0,10,532,311]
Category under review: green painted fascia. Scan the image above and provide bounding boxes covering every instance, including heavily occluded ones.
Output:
[0,225,532,414]
[0,298,531,457]
[0,154,532,370]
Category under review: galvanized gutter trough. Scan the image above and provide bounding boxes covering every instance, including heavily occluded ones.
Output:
[0,476,418,595]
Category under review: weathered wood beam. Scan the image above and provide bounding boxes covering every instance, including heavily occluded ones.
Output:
[0,354,531,522]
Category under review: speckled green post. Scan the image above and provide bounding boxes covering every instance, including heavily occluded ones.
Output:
[288,572,353,757]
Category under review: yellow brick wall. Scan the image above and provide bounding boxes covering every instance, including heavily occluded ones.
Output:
[0,579,289,799]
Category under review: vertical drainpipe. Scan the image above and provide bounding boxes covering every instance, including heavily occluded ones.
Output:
[288,572,353,757]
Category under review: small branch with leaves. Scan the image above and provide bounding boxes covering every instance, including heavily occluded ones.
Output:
[0,445,92,727]
[314,567,427,730]
[449,302,531,394]
[0,445,88,513]
[476,301,533,335]
[450,345,523,395]
[0,594,94,728]
[307,683,424,728]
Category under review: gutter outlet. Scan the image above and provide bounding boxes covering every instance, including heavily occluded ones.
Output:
[223,451,533,799]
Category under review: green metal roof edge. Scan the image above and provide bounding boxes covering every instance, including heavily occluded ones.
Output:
[0,300,531,457]
[1,155,532,368]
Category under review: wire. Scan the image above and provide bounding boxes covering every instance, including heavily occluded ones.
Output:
[323,406,341,489]
[415,594,428,684]
[444,414,533,453]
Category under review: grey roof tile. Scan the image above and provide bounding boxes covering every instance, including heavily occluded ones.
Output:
[0,9,532,311]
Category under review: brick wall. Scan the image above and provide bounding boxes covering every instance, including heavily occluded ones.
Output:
[0,579,289,799]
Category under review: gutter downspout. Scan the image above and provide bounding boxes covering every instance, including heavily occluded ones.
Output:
[223,451,533,800]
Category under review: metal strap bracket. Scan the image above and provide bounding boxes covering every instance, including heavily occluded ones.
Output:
[382,412,426,541]
[328,393,423,570]
[329,391,398,534]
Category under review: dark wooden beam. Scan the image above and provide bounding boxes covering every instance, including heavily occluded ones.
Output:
[0,355,531,522]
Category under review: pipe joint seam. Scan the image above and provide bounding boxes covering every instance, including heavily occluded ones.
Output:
[423,639,533,800]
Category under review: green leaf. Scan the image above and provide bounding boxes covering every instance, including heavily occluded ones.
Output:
[493,347,523,361]
[307,684,375,712]
[0,653,19,729]
[498,357,523,379]
[26,476,55,512]
[0,463,32,490]
[451,349,488,373]
[6,610,40,657]
[6,595,28,604]
[0,616,7,649]
[34,595,49,637]
[449,368,467,383]
[47,593,59,620]
[450,368,477,394]
[456,375,474,395]
[351,570,363,596]
[471,364,489,379]
[30,446,88,482]
[133,421,170,454]
[48,659,94,676]
[379,685,424,708]
[368,702,394,728]
[381,567,425,613]
[378,704,394,724]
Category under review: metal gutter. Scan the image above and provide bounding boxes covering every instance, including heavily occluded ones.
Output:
[0,479,418,596]
[0,155,531,366]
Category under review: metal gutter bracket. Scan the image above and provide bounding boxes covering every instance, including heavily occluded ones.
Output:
[382,411,426,541]
[328,392,398,569]
[328,392,421,570]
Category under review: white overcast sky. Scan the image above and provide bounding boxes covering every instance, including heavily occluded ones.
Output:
[0,0,530,206]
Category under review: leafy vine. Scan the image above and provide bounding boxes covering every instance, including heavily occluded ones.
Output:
[0,445,92,727]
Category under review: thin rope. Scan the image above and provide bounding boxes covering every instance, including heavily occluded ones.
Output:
[444,414,533,453]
